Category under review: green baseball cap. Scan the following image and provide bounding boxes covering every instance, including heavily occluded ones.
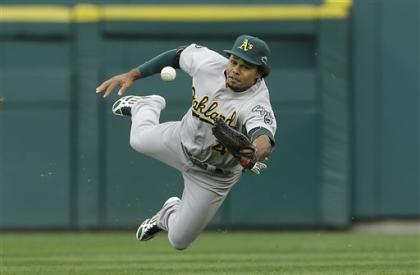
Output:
[224,34,271,76]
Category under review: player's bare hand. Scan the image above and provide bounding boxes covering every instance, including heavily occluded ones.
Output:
[96,68,141,98]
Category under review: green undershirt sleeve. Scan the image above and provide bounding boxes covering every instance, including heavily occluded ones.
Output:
[248,127,276,147]
[137,47,184,78]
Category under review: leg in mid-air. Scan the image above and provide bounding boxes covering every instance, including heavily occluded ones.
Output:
[112,95,186,170]
[113,95,241,250]
[136,170,240,250]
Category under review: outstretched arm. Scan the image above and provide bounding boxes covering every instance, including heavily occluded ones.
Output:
[96,47,184,98]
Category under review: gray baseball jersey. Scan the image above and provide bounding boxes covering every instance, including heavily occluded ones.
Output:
[179,44,277,171]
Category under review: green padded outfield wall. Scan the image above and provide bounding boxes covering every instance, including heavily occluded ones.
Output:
[352,0,420,218]
[1,0,353,229]
[0,31,73,227]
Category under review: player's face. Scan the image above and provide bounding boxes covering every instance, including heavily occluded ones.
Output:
[226,55,261,92]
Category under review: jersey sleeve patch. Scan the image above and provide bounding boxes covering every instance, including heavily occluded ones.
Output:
[251,105,275,125]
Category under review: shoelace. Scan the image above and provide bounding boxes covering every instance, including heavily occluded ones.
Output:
[142,215,159,233]
[142,220,156,232]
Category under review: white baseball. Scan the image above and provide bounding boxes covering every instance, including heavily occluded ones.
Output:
[160,66,176,81]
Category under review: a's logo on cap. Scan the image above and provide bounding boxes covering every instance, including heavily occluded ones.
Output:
[238,39,253,52]
[261,56,268,64]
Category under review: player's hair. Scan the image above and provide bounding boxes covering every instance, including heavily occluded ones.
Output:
[259,65,270,78]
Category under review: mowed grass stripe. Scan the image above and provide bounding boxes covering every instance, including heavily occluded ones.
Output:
[4,251,419,262]
[2,232,419,275]
[4,265,420,275]
[2,265,419,274]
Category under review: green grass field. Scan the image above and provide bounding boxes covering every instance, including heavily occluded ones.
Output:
[1,231,419,274]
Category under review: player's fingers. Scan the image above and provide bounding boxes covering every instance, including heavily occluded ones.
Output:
[95,79,111,93]
[117,83,130,96]
[95,85,104,93]
[103,81,119,98]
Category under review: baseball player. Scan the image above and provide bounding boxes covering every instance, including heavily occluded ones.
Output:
[96,34,277,250]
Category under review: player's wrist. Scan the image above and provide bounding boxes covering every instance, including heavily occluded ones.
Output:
[128,68,141,80]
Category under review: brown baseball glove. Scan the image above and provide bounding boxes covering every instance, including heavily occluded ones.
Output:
[211,118,258,169]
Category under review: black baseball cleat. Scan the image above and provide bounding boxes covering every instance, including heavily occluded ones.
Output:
[112,96,143,117]
[135,197,180,241]
[136,213,162,241]
[112,95,166,117]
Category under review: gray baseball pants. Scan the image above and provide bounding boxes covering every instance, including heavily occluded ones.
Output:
[129,96,241,250]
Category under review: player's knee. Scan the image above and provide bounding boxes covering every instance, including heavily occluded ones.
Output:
[168,231,192,251]
[129,135,146,153]
[170,239,189,251]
